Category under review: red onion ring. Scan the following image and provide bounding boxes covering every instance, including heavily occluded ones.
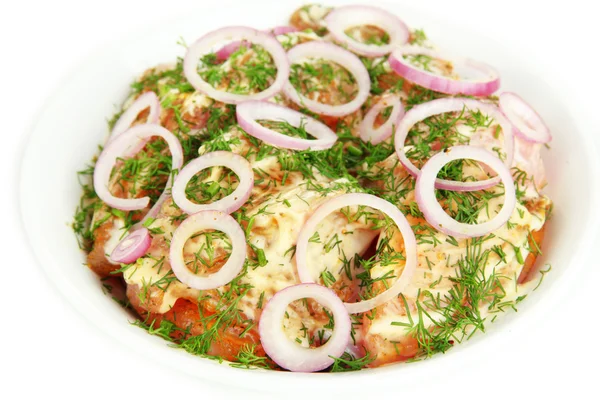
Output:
[172,151,254,215]
[283,41,371,117]
[93,123,183,211]
[415,145,516,238]
[389,46,500,96]
[110,92,161,138]
[394,97,514,192]
[236,101,338,150]
[169,210,246,290]
[184,26,290,104]
[109,227,151,264]
[295,193,417,314]
[499,92,552,144]
[258,283,351,372]
[109,92,161,156]
[324,5,410,57]
[359,95,404,144]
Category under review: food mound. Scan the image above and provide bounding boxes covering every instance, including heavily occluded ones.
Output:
[74,3,552,372]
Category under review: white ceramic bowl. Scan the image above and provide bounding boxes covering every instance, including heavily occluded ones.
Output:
[19,0,600,394]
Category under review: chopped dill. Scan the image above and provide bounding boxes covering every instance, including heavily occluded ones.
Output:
[74,23,552,373]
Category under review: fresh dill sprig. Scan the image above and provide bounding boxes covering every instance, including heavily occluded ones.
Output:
[330,351,375,372]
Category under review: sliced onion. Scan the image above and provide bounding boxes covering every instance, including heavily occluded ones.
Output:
[283,41,371,117]
[184,26,290,104]
[324,5,409,57]
[271,26,300,36]
[93,123,183,211]
[109,227,151,264]
[389,46,500,96]
[169,211,246,290]
[110,92,161,138]
[359,95,404,144]
[109,92,161,156]
[172,151,254,215]
[415,145,516,238]
[499,92,552,144]
[259,283,351,372]
[236,101,338,150]
[394,97,514,192]
[295,193,417,314]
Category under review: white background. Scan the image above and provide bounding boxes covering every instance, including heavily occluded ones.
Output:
[3,0,599,398]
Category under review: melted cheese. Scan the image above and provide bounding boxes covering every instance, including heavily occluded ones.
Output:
[103,217,126,265]
[122,126,379,328]
[363,115,550,351]
[367,194,548,339]
[276,31,321,50]
[299,4,330,27]
[182,91,213,116]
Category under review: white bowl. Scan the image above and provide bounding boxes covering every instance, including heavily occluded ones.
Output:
[19,0,600,394]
